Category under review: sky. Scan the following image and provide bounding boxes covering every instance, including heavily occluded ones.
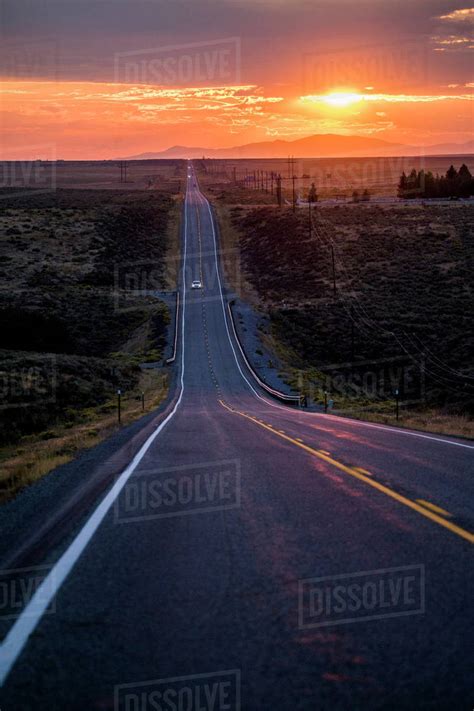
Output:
[0,0,472,159]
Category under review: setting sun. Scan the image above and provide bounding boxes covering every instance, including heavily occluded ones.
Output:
[322,92,363,107]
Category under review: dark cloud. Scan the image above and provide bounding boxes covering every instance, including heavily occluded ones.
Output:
[0,0,472,87]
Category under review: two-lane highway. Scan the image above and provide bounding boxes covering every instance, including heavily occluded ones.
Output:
[0,164,472,710]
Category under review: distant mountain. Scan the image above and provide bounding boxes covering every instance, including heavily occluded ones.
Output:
[124,145,210,159]
[117,134,474,160]
[419,139,474,156]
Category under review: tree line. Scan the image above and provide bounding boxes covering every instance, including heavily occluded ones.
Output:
[398,164,473,199]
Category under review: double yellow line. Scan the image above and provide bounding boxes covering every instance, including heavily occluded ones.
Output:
[219,400,474,544]
[195,205,203,284]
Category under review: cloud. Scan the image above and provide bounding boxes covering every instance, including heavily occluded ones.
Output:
[300,92,474,104]
[431,35,473,45]
[0,80,285,133]
[437,7,474,23]
[431,34,474,51]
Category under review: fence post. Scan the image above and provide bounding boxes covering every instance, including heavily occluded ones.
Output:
[117,389,122,424]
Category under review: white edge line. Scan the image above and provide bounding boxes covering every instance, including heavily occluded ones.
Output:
[0,172,191,686]
[226,301,299,401]
[196,179,349,417]
[196,186,277,406]
[165,291,180,364]
[196,182,351,416]
[311,413,474,449]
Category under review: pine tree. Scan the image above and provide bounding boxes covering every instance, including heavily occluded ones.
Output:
[446,165,458,181]
[398,164,474,200]
[398,171,408,198]
[424,171,436,198]
[458,164,473,197]
[407,168,419,197]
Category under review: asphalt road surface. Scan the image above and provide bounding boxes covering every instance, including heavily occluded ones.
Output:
[0,164,473,710]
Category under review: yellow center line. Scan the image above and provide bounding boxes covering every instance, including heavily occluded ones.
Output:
[195,205,203,283]
[218,400,473,544]
[416,499,452,518]
[353,466,373,477]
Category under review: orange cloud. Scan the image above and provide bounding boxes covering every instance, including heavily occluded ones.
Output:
[1,79,473,159]
[300,92,474,104]
[437,7,474,22]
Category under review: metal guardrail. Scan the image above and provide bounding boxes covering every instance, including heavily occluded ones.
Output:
[165,291,180,365]
[227,301,301,404]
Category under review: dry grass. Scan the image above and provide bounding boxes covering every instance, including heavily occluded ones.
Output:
[0,369,169,503]
[211,204,261,305]
[163,197,183,290]
[0,185,184,503]
[207,196,474,440]
[0,159,185,192]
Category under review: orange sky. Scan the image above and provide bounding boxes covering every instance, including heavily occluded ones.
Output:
[1,1,473,158]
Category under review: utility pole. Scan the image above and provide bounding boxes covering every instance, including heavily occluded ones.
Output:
[276,173,282,207]
[292,174,296,212]
[331,243,337,295]
[120,161,128,183]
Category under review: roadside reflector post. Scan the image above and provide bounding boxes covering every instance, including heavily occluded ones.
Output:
[117,389,122,424]
[324,390,328,413]
[141,391,145,412]
[395,388,400,421]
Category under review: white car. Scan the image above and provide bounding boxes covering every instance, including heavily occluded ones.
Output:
[191,279,202,289]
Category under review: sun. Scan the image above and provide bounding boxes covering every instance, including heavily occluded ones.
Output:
[323,92,363,107]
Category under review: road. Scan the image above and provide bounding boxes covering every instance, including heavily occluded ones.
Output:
[0,164,473,710]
